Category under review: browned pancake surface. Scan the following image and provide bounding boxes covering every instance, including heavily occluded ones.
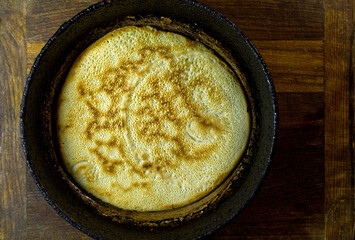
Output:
[57,26,250,211]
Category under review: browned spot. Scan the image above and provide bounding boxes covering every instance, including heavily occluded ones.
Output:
[63,124,72,130]
[129,165,146,178]
[86,173,95,183]
[142,162,152,169]
[95,140,103,147]
[140,152,148,161]
[90,148,123,175]
[85,121,95,139]
[73,39,227,189]
[139,46,171,60]
[86,100,100,117]
[101,190,112,198]
[107,138,117,147]
[196,117,224,133]
[104,160,123,174]
[131,62,223,164]
[77,83,86,96]
[132,182,148,188]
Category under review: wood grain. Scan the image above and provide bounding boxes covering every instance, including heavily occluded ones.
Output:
[353,6,355,239]
[1,0,354,239]
[202,0,324,41]
[27,0,97,42]
[324,0,354,239]
[0,0,27,239]
[26,42,45,75]
[209,93,325,239]
[254,40,324,92]
[26,171,91,239]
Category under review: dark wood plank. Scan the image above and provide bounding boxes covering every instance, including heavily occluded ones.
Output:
[353,8,355,238]
[209,93,324,239]
[0,0,28,239]
[202,0,324,41]
[254,40,324,92]
[324,0,354,239]
[26,0,324,42]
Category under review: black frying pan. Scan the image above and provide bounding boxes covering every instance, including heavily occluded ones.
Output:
[20,0,278,239]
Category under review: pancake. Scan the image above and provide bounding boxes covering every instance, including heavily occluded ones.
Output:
[56,26,250,211]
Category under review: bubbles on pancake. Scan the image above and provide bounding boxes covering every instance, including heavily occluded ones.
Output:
[57,26,250,211]
[74,41,227,177]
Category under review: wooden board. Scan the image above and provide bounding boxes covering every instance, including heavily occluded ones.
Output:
[0,0,353,239]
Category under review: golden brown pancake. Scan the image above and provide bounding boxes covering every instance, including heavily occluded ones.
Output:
[57,26,250,211]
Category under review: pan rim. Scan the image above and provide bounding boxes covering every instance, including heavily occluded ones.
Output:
[20,0,278,239]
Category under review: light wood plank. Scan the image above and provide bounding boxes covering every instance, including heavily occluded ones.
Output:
[26,42,45,75]
[26,171,92,239]
[27,0,98,42]
[0,0,28,239]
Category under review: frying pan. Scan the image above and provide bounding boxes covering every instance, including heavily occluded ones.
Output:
[20,0,278,239]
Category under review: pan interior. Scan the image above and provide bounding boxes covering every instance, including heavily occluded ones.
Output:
[46,17,257,226]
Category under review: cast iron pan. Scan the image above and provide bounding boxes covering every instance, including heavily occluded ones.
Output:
[20,0,278,239]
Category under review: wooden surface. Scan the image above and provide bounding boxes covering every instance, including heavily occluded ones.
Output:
[0,0,353,239]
